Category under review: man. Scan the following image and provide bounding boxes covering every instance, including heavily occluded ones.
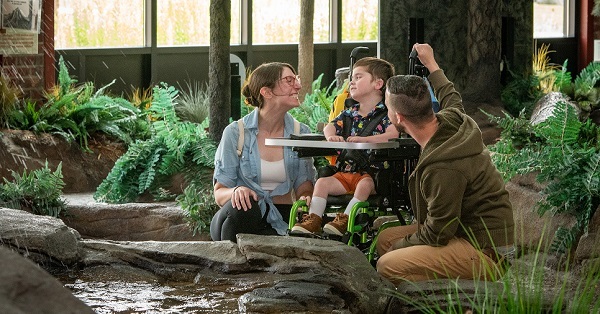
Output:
[376,43,514,284]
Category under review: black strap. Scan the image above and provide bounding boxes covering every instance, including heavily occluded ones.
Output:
[341,108,388,139]
[336,108,389,173]
[358,109,388,137]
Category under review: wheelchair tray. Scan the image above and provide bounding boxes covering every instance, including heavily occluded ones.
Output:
[265,137,400,150]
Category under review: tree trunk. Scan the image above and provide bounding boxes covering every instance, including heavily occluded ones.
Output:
[298,0,314,103]
[209,0,231,143]
[463,0,501,104]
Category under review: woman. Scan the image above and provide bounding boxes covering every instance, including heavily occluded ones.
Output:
[210,62,316,242]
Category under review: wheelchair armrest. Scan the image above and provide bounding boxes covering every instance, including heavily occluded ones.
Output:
[290,133,326,141]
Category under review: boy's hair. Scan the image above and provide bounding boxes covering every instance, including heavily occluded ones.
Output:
[352,57,395,92]
[386,75,434,124]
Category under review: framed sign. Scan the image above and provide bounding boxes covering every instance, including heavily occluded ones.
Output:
[1,0,42,33]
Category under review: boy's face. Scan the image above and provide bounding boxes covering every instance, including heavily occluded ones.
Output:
[349,66,383,102]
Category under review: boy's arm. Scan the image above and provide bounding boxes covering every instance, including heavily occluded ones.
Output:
[323,123,345,142]
[346,124,399,143]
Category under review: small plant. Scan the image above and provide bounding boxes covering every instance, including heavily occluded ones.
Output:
[501,44,572,118]
[176,177,219,236]
[0,162,66,217]
[0,74,21,128]
[389,249,600,313]
[574,61,600,115]
[175,80,210,124]
[129,85,153,112]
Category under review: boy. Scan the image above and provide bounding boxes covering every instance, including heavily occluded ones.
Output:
[292,57,398,235]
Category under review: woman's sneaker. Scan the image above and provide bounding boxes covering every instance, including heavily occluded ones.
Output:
[323,213,348,236]
[291,213,322,234]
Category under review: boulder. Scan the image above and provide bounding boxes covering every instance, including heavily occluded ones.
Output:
[529,92,579,126]
[0,246,94,314]
[62,193,207,241]
[75,234,394,313]
[507,174,576,252]
[0,208,81,266]
[0,130,124,193]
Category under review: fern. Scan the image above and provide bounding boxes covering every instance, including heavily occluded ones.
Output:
[94,83,217,204]
[0,162,66,217]
[488,101,600,254]
[574,62,600,112]
[176,179,219,236]
[290,73,341,132]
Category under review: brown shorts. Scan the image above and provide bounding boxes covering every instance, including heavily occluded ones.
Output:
[332,172,372,193]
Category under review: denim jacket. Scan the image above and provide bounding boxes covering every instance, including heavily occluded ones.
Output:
[213,109,316,234]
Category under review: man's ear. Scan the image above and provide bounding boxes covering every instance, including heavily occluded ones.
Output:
[394,111,406,125]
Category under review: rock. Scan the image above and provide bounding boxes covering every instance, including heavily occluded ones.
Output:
[529,92,579,126]
[0,130,124,193]
[61,193,207,241]
[574,205,600,261]
[75,234,393,313]
[0,246,94,314]
[506,179,576,252]
[0,208,81,267]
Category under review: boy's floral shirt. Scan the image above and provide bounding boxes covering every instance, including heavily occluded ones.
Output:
[330,102,392,172]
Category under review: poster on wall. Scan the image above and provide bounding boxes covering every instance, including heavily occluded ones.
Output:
[0,28,37,54]
[1,0,42,33]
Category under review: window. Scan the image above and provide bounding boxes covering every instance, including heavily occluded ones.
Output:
[252,0,330,44]
[157,0,241,46]
[341,0,378,42]
[533,0,575,38]
[55,0,145,49]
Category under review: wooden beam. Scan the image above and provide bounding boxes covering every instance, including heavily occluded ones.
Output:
[579,0,594,71]
[42,0,55,91]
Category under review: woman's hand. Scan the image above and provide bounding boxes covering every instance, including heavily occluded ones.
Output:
[231,186,258,211]
[299,195,312,207]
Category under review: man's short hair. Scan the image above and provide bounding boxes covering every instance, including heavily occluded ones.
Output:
[386,75,434,124]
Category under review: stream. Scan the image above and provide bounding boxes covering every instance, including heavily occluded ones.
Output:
[55,266,242,313]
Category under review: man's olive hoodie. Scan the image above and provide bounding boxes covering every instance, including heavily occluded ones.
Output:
[395,70,514,250]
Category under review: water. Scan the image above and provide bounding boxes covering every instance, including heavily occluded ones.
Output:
[56,266,241,313]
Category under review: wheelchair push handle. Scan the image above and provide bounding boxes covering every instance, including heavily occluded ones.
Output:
[348,46,370,82]
[409,49,440,113]
[351,46,370,59]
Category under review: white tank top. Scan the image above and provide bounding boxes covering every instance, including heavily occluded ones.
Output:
[260,159,286,191]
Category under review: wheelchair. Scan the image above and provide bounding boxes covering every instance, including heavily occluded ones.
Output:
[286,47,436,265]
[287,137,420,265]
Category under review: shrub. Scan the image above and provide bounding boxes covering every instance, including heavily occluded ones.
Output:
[0,74,21,128]
[289,73,341,133]
[175,80,210,124]
[486,101,600,254]
[94,83,217,203]
[0,162,66,217]
[6,56,147,151]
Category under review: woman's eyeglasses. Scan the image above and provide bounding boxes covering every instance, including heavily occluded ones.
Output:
[279,75,301,86]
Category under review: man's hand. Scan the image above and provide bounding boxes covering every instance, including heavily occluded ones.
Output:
[412,43,440,73]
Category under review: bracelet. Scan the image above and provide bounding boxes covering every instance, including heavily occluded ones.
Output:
[232,186,240,196]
